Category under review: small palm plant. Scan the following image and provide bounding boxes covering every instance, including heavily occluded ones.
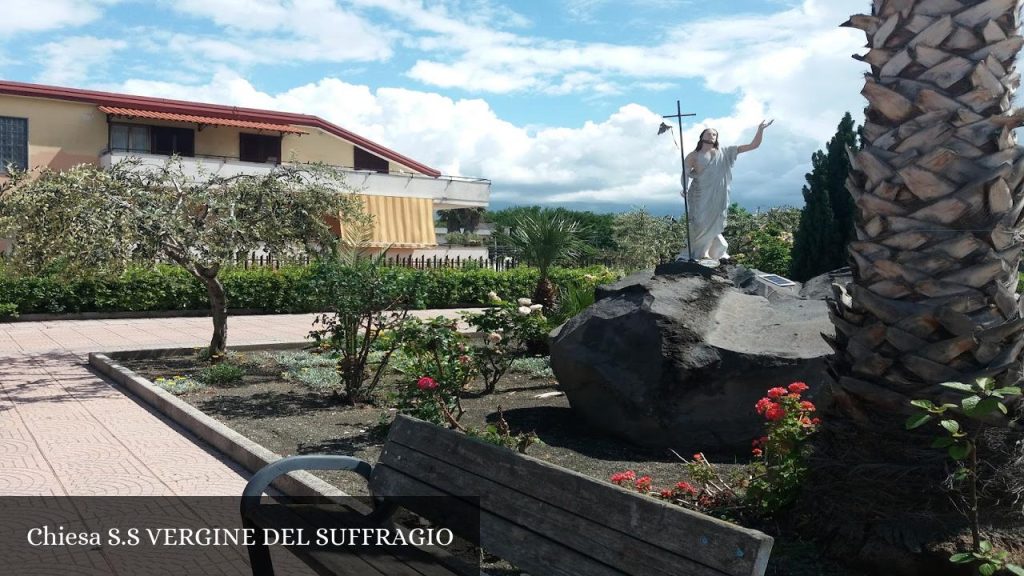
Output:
[501,213,590,309]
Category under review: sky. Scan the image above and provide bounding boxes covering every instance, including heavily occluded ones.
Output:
[0,0,877,215]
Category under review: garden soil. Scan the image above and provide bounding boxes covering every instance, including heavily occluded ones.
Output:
[121,351,866,576]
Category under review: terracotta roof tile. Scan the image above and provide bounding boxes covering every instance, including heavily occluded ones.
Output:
[97,106,308,134]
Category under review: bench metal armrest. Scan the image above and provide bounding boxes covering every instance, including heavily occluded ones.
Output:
[241,455,373,516]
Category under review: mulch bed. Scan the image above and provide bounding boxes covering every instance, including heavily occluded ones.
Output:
[119,349,865,576]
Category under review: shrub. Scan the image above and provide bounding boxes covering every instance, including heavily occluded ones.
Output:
[463,293,549,393]
[275,351,342,391]
[744,382,820,516]
[0,263,620,314]
[291,366,341,391]
[509,356,554,379]
[392,316,475,427]
[309,256,420,404]
[907,378,1024,575]
[0,302,18,319]
[608,382,820,520]
[154,376,204,395]
[197,363,245,385]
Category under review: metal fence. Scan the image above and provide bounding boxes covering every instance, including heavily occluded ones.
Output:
[232,254,626,271]
[234,253,522,271]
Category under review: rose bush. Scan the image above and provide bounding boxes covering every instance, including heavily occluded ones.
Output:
[393,317,476,427]
[462,293,549,393]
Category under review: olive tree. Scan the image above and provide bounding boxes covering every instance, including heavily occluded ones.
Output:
[0,159,369,356]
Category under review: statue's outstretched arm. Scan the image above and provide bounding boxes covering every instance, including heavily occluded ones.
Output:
[737,119,774,154]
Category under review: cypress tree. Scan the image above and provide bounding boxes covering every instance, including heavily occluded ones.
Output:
[789,113,860,281]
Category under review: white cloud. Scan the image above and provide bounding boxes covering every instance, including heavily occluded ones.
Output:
[103,72,815,212]
[34,36,128,85]
[159,0,394,64]
[2,0,119,36]
[90,0,882,212]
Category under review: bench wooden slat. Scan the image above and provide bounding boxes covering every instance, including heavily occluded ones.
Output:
[373,463,629,576]
[378,415,772,576]
[246,503,466,576]
[374,443,729,576]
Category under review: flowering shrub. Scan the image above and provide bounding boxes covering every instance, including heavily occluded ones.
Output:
[745,382,819,516]
[393,317,476,427]
[462,293,549,393]
[608,382,820,519]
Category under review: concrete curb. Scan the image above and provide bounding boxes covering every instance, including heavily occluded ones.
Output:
[5,308,310,323]
[88,350,347,499]
[106,341,310,361]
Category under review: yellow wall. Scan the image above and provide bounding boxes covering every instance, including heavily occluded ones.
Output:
[0,93,424,174]
[0,94,108,171]
[284,129,353,166]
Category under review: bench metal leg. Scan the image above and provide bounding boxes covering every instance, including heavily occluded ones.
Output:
[247,541,275,576]
[244,518,275,576]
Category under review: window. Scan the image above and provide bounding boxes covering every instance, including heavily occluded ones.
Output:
[151,126,195,157]
[354,147,389,173]
[0,116,28,173]
[239,133,281,163]
[110,124,151,153]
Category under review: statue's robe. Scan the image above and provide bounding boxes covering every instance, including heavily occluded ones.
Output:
[679,145,738,261]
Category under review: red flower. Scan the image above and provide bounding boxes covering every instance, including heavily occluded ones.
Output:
[758,400,781,420]
[788,382,809,394]
[800,400,816,412]
[458,355,471,365]
[659,489,673,498]
[610,470,637,485]
[755,397,774,415]
[752,448,763,457]
[635,476,653,493]
[765,405,786,421]
[752,436,768,448]
[767,387,788,399]
[693,453,704,462]
[416,376,438,390]
[674,481,697,496]
[811,417,822,426]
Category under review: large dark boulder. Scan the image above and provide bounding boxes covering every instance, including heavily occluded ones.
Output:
[549,262,834,453]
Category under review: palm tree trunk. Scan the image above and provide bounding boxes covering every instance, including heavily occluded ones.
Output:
[833,0,1024,416]
[533,277,557,310]
[802,2,1024,571]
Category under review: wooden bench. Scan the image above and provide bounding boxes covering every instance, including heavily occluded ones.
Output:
[240,414,773,576]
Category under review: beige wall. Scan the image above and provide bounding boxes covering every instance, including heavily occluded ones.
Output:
[0,93,424,175]
[1,94,108,172]
[284,129,353,166]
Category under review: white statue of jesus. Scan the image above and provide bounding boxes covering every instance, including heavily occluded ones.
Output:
[678,120,773,263]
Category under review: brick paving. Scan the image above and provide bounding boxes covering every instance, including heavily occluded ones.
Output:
[0,311,478,575]
[0,311,475,497]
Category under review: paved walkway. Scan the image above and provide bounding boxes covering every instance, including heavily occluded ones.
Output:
[0,310,475,497]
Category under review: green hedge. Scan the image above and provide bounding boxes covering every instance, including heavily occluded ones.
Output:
[0,263,619,315]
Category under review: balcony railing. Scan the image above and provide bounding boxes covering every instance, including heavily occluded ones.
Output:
[98,150,490,209]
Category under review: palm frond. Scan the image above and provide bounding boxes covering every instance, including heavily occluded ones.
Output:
[500,212,590,278]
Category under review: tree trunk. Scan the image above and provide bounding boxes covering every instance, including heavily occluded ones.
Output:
[202,273,228,359]
[804,2,1024,571]
[834,0,1024,418]
[533,277,557,311]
